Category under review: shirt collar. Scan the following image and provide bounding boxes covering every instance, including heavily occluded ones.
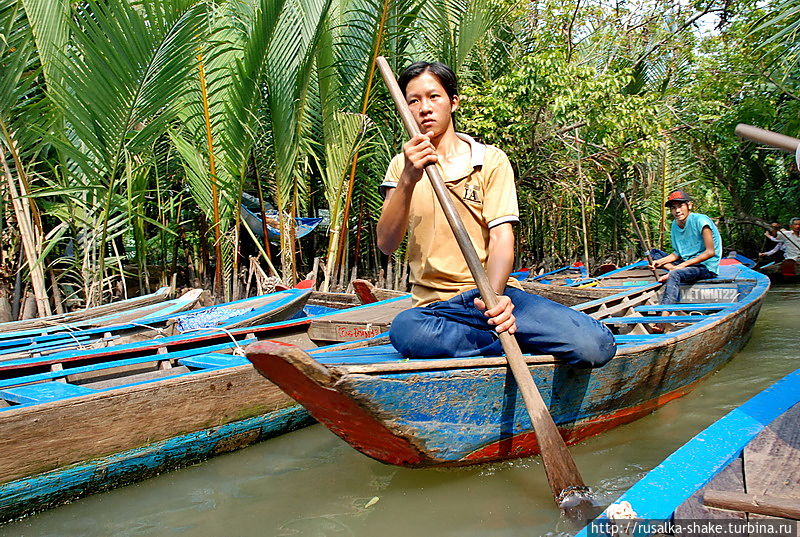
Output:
[456,132,486,168]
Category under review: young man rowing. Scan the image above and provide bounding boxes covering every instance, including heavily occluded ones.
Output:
[377,61,615,367]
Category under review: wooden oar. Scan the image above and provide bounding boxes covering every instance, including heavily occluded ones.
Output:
[620,193,660,281]
[735,124,800,253]
[735,123,800,155]
[376,56,589,507]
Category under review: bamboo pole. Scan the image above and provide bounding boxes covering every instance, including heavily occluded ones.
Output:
[197,53,224,297]
[0,148,51,317]
[377,56,590,507]
[620,193,659,281]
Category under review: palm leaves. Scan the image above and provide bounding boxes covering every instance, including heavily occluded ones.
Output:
[9,0,785,309]
[44,0,206,305]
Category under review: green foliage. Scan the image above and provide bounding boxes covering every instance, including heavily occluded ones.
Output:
[1,0,799,306]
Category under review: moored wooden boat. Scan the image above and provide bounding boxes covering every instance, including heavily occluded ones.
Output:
[576,368,800,537]
[0,288,204,342]
[0,293,411,522]
[0,286,174,334]
[0,288,313,362]
[759,259,800,284]
[520,261,660,305]
[245,264,770,468]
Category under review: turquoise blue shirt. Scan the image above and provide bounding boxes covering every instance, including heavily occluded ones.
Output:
[671,212,721,275]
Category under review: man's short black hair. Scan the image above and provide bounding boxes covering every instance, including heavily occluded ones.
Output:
[398,61,458,99]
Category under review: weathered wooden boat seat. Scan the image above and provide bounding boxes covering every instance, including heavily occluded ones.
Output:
[634,303,736,313]
[306,297,412,343]
[1,382,96,405]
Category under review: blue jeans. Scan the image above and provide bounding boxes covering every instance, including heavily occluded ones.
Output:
[649,249,716,304]
[389,287,616,368]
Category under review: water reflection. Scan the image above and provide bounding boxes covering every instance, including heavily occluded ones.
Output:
[4,286,798,537]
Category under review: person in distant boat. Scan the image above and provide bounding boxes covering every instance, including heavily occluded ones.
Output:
[376,61,615,367]
[649,190,722,304]
[774,218,800,276]
[773,218,800,262]
[759,222,786,261]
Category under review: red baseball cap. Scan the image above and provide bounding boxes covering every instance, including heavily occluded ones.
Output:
[665,189,692,207]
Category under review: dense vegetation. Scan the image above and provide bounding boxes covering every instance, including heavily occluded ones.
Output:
[0,0,797,316]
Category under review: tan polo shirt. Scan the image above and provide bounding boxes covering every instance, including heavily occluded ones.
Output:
[381,133,522,307]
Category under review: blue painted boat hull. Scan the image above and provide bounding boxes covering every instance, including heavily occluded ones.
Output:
[246,267,770,468]
[0,406,312,522]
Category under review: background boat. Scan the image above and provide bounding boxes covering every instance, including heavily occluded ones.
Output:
[0,286,174,334]
[0,288,311,362]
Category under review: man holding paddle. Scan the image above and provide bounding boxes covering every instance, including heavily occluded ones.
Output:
[377,61,615,368]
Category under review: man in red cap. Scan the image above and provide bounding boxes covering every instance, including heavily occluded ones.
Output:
[650,190,722,304]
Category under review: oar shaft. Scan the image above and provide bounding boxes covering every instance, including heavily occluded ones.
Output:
[376,56,585,498]
[620,193,659,281]
[735,124,800,153]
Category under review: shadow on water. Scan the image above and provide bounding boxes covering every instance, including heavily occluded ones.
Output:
[3,286,798,537]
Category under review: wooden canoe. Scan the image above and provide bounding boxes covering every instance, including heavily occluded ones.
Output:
[576,368,800,536]
[520,261,662,305]
[0,288,204,343]
[0,293,411,522]
[0,286,174,334]
[245,264,770,468]
[0,288,313,362]
[759,260,800,284]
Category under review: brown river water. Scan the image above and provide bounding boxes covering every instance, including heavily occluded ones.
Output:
[3,285,799,537]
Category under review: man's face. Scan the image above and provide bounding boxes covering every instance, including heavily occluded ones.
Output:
[668,201,692,224]
[405,72,458,138]
[791,220,800,234]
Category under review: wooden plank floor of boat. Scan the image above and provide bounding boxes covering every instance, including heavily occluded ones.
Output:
[743,402,800,527]
[675,402,800,534]
[307,297,412,342]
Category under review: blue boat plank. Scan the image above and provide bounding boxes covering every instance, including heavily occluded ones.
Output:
[602,315,711,324]
[178,354,250,369]
[2,382,97,404]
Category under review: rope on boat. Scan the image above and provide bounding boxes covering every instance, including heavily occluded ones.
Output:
[126,322,168,337]
[173,326,246,355]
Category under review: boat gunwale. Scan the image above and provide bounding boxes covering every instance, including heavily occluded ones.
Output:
[575,368,800,536]
[324,267,769,375]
